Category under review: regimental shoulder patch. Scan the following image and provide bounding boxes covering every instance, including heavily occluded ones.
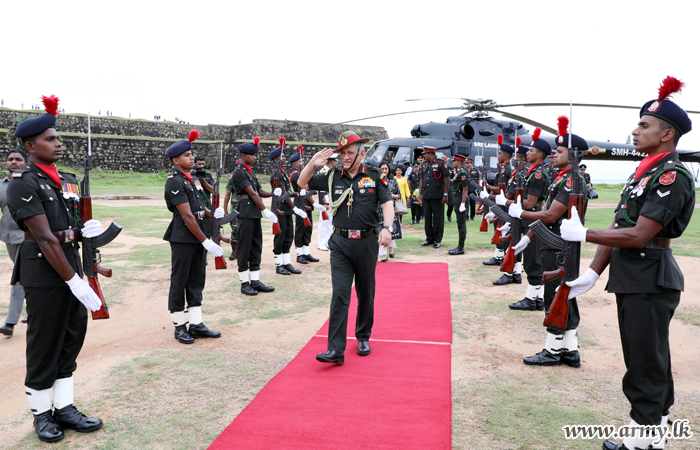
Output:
[381,178,388,186]
[461,175,466,180]
[11,172,22,178]
[659,171,676,185]
[535,173,542,179]
[566,178,573,189]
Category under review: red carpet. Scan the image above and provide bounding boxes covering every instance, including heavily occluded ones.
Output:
[209,262,452,450]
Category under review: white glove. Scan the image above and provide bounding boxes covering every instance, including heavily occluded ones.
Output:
[324,195,330,204]
[508,196,523,218]
[314,203,327,212]
[485,212,496,221]
[66,274,102,312]
[495,192,508,206]
[497,222,511,234]
[262,208,278,223]
[81,219,102,239]
[214,207,224,219]
[202,238,224,257]
[300,189,307,196]
[479,189,488,199]
[293,206,308,219]
[459,203,466,213]
[513,235,530,255]
[560,206,588,242]
[273,188,282,196]
[564,268,600,299]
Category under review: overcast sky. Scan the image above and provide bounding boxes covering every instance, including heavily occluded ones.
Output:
[2,0,699,182]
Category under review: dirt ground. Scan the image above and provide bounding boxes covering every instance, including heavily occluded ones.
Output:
[1,201,699,448]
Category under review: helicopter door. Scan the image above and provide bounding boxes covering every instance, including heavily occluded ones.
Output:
[392,146,411,166]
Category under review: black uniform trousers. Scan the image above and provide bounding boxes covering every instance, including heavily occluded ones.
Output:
[327,233,379,353]
[273,214,294,255]
[454,203,467,246]
[541,248,580,334]
[423,198,445,243]
[522,223,543,286]
[168,242,205,312]
[467,196,476,220]
[294,212,313,247]
[25,287,87,390]
[411,202,422,222]
[237,218,262,272]
[616,291,679,426]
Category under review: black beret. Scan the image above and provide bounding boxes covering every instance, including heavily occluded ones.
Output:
[531,139,552,155]
[555,134,588,151]
[165,140,191,158]
[14,113,56,138]
[499,144,515,154]
[289,152,301,163]
[517,145,529,155]
[268,147,283,160]
[238,143,259,154]
[640,99,692,136]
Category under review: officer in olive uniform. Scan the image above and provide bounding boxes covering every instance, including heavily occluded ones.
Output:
[418,146,450,248]
[561,78,695,450]
[297,131,393,364]
[223,162,240,260]
[508,119,588,368]
[230,140,278,296]
[448,154,469,255]
[496,130,550,310]
[7,96,104,442]
[163,130,223,345]
[269,146,305,275]
[289,151,326,264]
[464,158,480,220]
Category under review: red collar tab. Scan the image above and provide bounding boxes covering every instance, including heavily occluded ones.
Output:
[339,134,362,148]
[180,170,194,184]
[555,168,571,183]
[34,163,61,188]
[500,161,508,166]
[243,164,253,174]
[634,151,675,181]
[361,166,366,174]
[526,162,543,177]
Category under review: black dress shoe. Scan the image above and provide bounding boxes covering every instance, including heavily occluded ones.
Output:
[174,324,194,344]
[560,350,581,368]
[388,253,395,259]
[433,242,441,249]
[602,440,629,450]
[357,340,371,356]
[33,410,64,442]
[305,254,319,262]
[54,405,103,433]
[411,220,415,225]
[241,282,258,296]
[284,264,302,274]
[276,265,291,275]
[513,273,522,284]
[509,298,543,311]
[523,349,562,366]
[493,274,513,285]
[482,257,503,266]
[316,350,344,364]
[21,315,28,323]
[448,247,464,255]
[189,323,222,339]
[470,217,475,221]
[421,240,434,246]
[250,280,274,292]
[296,255,309,264]
[447,216,452,222]
[0,323,14,336]
[535,298,544,310]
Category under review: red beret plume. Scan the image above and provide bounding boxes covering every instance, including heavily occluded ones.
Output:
[298,144,304,155]
[658,76,685,101]
[253,136,261,146]
[497,134,504,145]
[532,127,542,141]
[188,130,200,142]
[41,95,60,116]
[516,137,522,147]
[557,116,569,137]
[279,137,286,148]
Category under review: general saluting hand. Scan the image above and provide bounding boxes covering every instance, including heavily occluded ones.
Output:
[310,148,335,168]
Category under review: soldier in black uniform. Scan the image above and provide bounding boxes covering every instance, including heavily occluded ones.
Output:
[464,158,480,220]
[560,78,695,450]
[496,129,550,310]
[418,146,450,248]
[485,137,514,275]
[408,161,422,224]
[297,131,393,364]
[289,150,326,264]
[163,130,223,345]
[269,146,305,275]
[546,152,558,181]
[448,154,469,255]
[508,118,587,368]
[8,96,104,442]
[230,140,278,296]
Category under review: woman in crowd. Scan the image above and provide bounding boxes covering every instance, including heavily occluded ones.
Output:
[377,163,402,262]
[394,165,411,225]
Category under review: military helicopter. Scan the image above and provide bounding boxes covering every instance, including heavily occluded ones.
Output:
[356,98,700,182]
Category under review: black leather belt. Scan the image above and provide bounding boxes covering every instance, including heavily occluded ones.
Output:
[240,194,250,199]
[333,226,376,239]
[24,229,76,243]
[644,237,671,249]
[174,211,205,220]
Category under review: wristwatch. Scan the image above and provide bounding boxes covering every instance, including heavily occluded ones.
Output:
[383,225,393,233]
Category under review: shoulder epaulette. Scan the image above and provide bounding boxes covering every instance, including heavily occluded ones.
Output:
[365,165,381,173]
[57,169,77,178]
[167,174,174,179]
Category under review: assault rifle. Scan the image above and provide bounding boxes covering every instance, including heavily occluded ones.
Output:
[499,159,526,274]
[468,181,491,233]
[490,160,510,245]
[318,191,330,221]
[271,178,293,234]
[298,189,315,226]
[80,113,123,320]
[211,143,238,270]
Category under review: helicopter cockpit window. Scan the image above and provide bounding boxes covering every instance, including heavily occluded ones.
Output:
[393,146,411,165]
[364,144,388,166]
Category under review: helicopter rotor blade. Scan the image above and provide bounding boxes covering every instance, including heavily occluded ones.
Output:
[406,97,476,102]
[492,109,558,135]
[497,102,700,114]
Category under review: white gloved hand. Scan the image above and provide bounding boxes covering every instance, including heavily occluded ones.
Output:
[513,235,530,255]
[66,274,102,312]
[81,219,102,239]
[273,188,282,196]
[324,195,330,204]
[314,203,327,212]
[214,207,224,219]
[485,212,496,221]
[202,238,224,257]
[495,192,508,206]
[299,189,307,196]
[262,208,278,223]
[479,189,488,199]
[497,222,511,234]
[459,203,466,212]
[564,268,600,299]
[560,206,588,242]
[508,196,523,218]
[293,206,308,219]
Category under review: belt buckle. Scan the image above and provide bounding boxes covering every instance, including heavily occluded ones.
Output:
[349,230,361,239]
[67,229,75,242]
